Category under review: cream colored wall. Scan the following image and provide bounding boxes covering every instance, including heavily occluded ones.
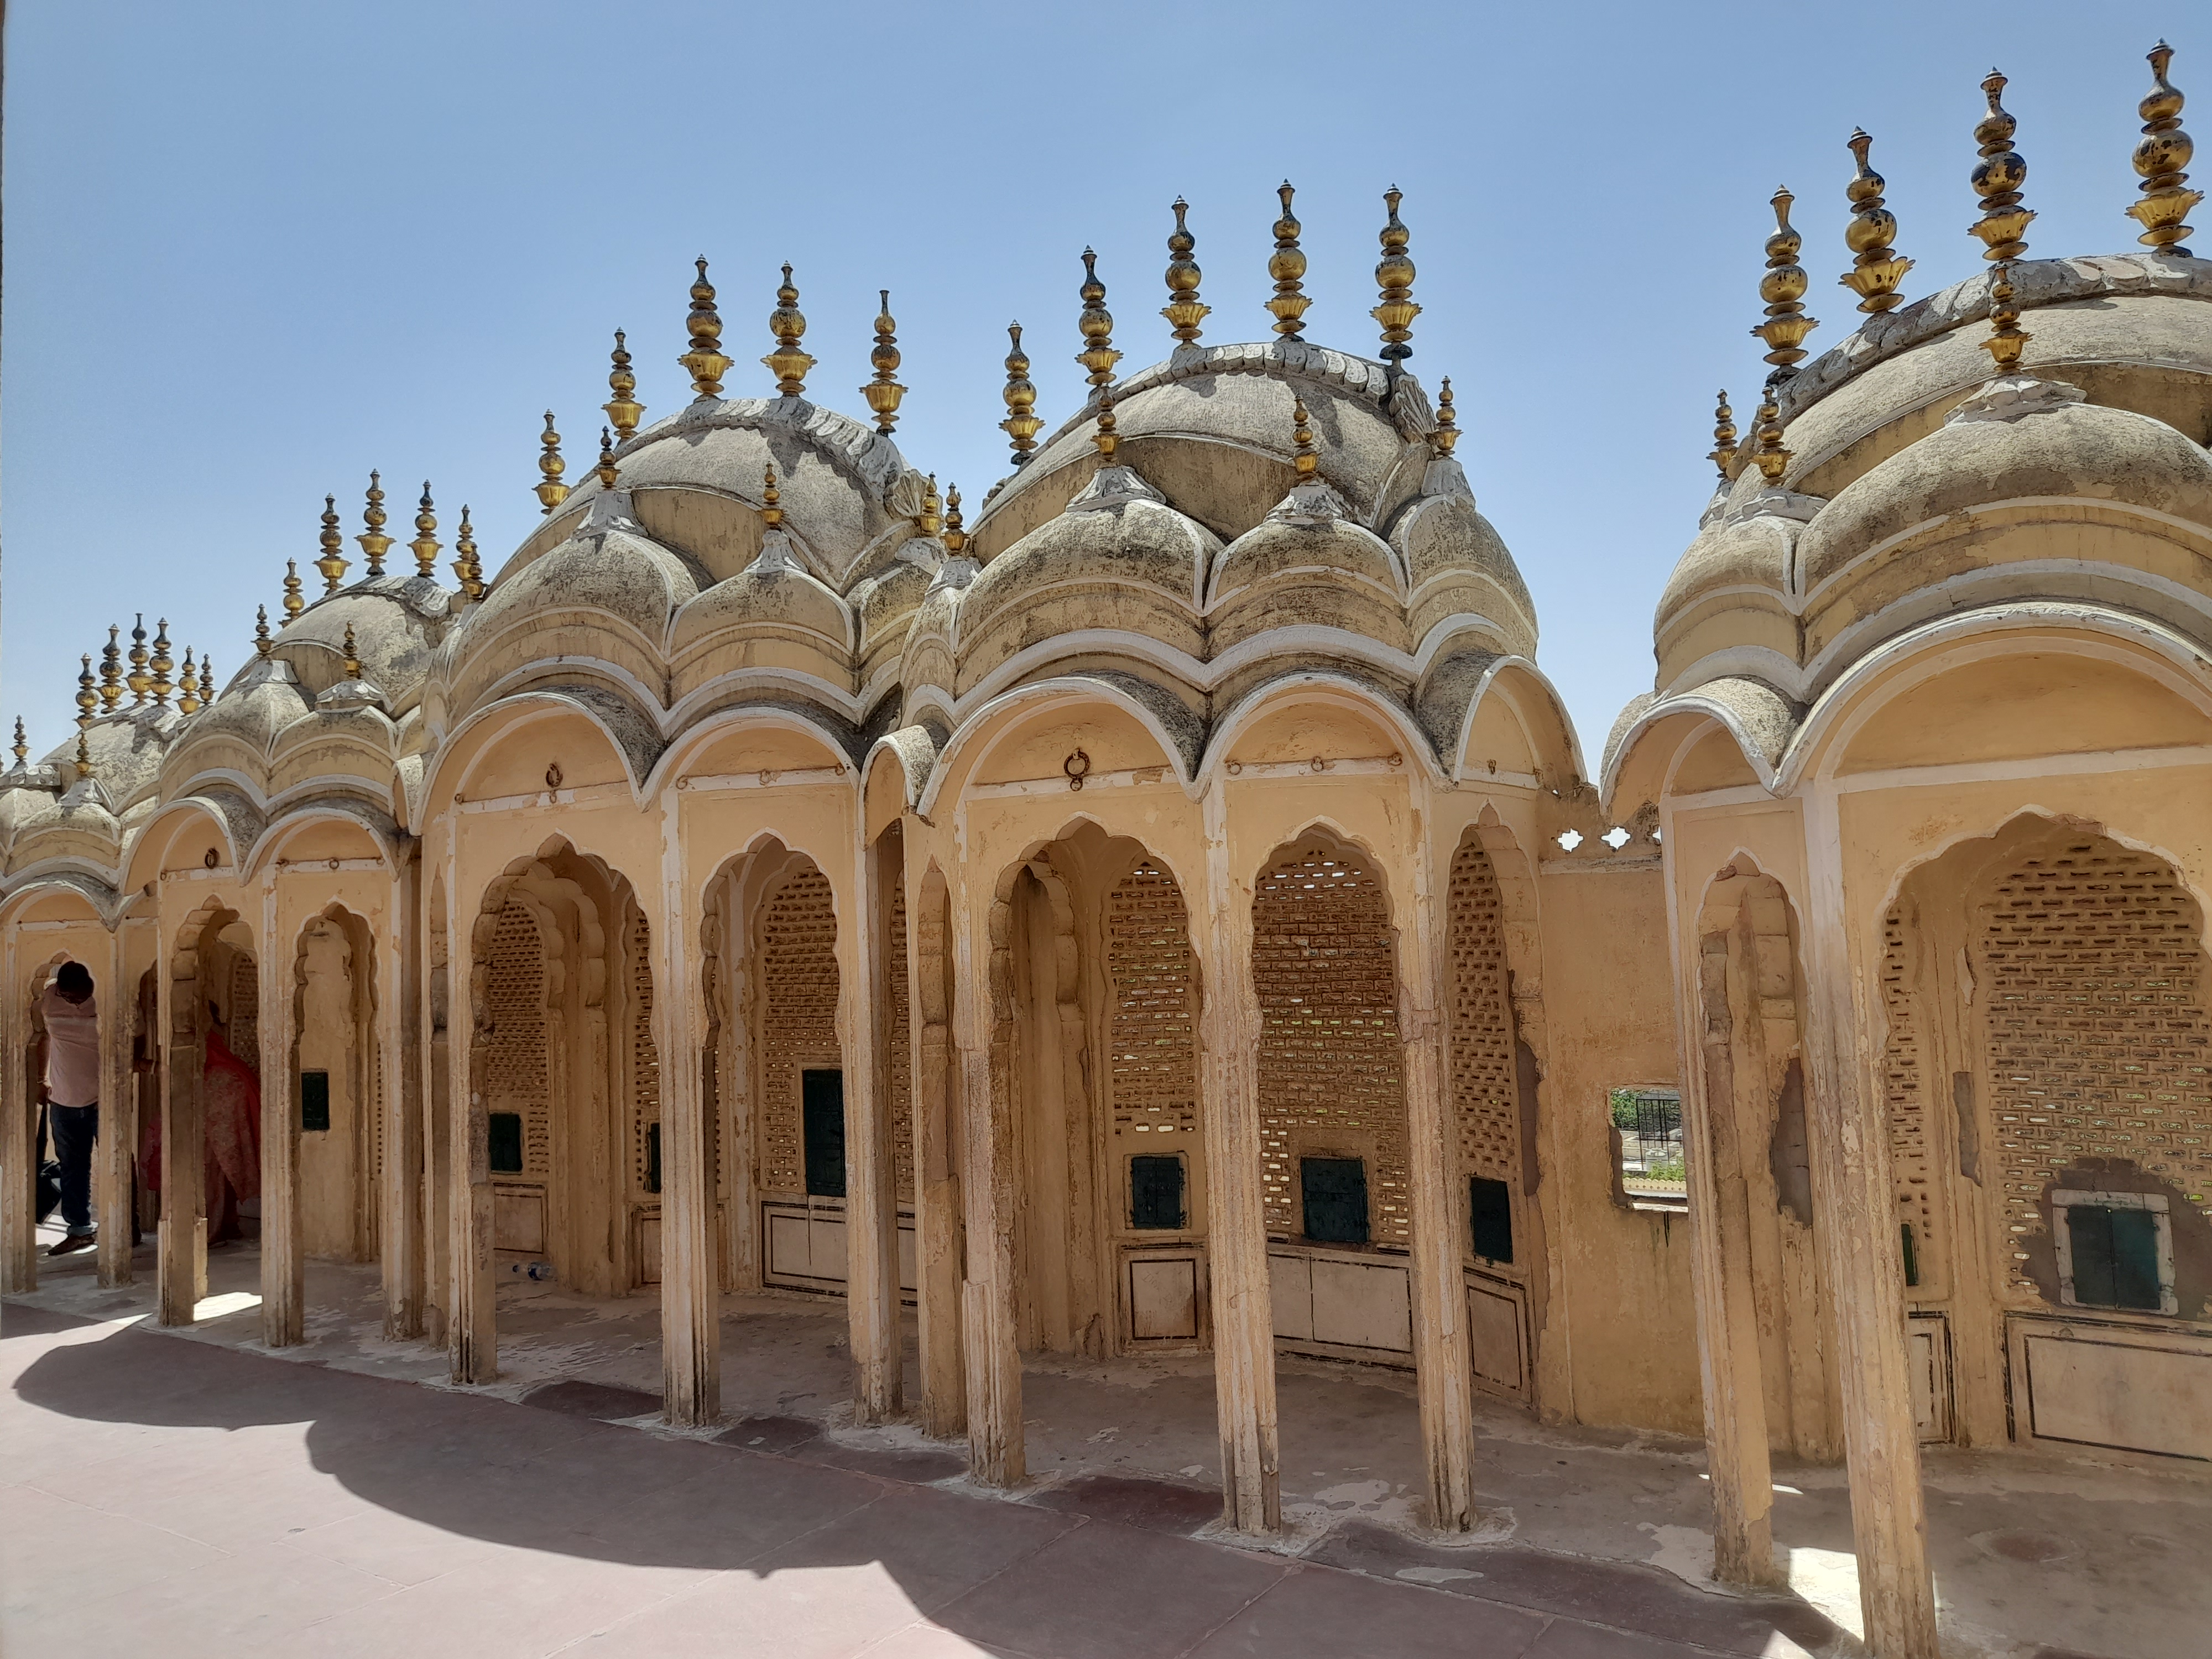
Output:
[296,918,360,1260]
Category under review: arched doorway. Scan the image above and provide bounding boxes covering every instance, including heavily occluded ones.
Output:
[158,901,260,1326]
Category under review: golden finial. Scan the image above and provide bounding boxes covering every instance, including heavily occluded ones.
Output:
[1269,182,1312,340]
[1841,130,1914,313]
[763,263,816,397]
[1752,381,1792,481]
[149,620,174,707]
[341,624,362,681]
[679,257,733,397]
[1000,322,1042,466]
[1752,187,1819,378]
[357,472,392,578]
[862,290,906,434]
[604,328,644,440]
[2128,41,2201,254]
[127,615,150,703]
[535,412,570,515]
[455,505,484,600]
[178,650,201,716]
[760,463,782,529]
[316,493,349,592]
[255,605,273,658]
[942,484,966,554]
[1076,249,1120,389]
[410,483,440,577]
[1970,69,2034,261]
[98,626,123,712]
[1161,198,1209,346]
[74,732,92,778]
[1709,390,1739,482]
[918,473,942,539]
[201,651,216,701]
[1371,186,1420,373]
[595,427,619,489]
[12,718,27,768]
[1431,377,1460,457]
[282,561,305,620]
[1093,382,1119,462]
[75,655,97,729]
[1290,397,1318,480]
[1981,260,2032,370]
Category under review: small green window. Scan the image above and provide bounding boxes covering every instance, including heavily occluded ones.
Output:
[1130,1155,1186,1230]
[488,1111,524,1174]
[802,1070,846,1198]
[2067,1203,2161,1311]
[1301,1157,1369,1246]
[299,1070,331,1134]
[1469,1176,1513,1264]
[645,1122,662,1195]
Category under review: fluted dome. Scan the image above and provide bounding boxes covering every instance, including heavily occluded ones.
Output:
[273,573,450,710]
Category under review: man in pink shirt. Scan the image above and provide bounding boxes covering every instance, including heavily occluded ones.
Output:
[37,962,101,1256]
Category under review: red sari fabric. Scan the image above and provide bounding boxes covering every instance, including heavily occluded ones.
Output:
[139,1029,262,1241]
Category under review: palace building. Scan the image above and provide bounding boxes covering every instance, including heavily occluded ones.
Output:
[4,45,2210,1659]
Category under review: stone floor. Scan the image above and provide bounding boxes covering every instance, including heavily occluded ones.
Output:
[5,1234,2203,1659]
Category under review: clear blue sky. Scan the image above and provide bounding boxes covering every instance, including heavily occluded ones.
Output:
[1,2,2193,768]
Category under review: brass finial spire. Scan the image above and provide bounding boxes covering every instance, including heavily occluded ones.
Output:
[1267,182,1312,340]
[255,606,273,659]
[1000,322,1042,466]
[1161,198,1209,346]
[75,655,97,729]
[74,732,92,778]
[410,483,441,577]
[357,472,392,578]
[201,651,217,701]
[595,427,619,489]
[178,650,201,716]
[149,620,174,707]
[679,257,733,396]
[2128,41,2201,254]
[1752,380,1792,481]
[604,329,644,440]
[316,494,349,592]
[763,263,816,397]
[1076,249,1121,389]
[535,412,570,514]
[1981,261,2032,370]
[1752,187,1819,378]
[98,626,123,712]
[1709,390,1739,482]
[918,473,942,539]
[1093,382,1119,462]
[942,484,966,555]
[862,290,907,434]
[455,506,484,601]
[1841,130,1914,313]
[12,718,27,768]
[1970,69,2034,261]
[1431,377,1459,457]
[1290,397,1318,480]
[127,615,151,704]
[341,624,362,681]
[1371,186,1420,373]
[760,463,782,528]
[282,561,305,620]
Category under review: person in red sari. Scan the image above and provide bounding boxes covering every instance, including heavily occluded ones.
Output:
[140,1002,262,1246]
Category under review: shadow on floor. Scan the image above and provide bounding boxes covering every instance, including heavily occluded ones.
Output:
[4,1301,1859,1659]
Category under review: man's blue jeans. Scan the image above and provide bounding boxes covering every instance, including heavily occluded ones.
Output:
[49,1102,97,1237]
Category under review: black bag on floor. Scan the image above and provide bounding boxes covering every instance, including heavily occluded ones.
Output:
[35,1103,62,1224]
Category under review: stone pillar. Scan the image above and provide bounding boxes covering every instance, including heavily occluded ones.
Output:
[158,938,207,1326]
[1196,787,1280,1532]
[384,853,426,1339]
[658,794,718,1426]
[1397,852,1478,1533]
[261,884,305,1348]
[1676,891,1781,1586]
[909,853,966,1438]
[1,928,33,1295]
[95,927,137,1287]
[844,833,901,1425]
[1800,799,1939,1659]
[959,867,1024,1486]
[448,850,497,1383]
